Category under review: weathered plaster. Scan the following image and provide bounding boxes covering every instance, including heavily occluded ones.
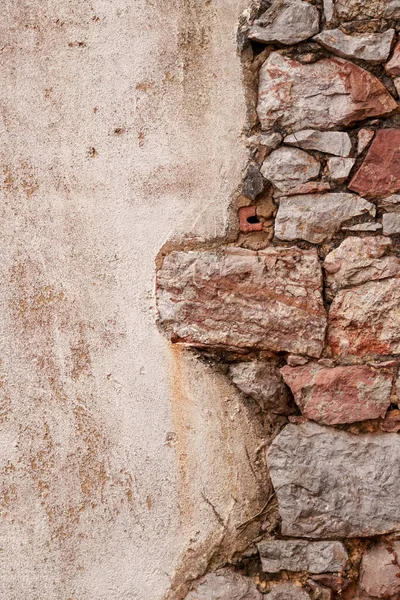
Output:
[0,1,261,598]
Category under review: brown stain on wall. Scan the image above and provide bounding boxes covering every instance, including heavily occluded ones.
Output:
[3,251,136,580]
[169,344,194,523]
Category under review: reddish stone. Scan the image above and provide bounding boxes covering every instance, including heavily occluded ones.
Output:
[349,129,400,198]
[238,206,263,233]
[358,543,400,598]
[328,278,400,359]
[380,409,400,433]
[157,247,327,357]
[281,363,394,425]
[385,41,400,76]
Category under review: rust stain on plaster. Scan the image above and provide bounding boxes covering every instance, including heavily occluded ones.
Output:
[5,253,136,574]
[169,344,194,522]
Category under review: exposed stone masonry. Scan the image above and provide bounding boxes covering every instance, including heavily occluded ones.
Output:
[156,0,400,597]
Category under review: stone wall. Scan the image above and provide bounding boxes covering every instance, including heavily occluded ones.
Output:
[157,1,400,598]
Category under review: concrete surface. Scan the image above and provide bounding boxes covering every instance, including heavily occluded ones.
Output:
[0,1,265,599]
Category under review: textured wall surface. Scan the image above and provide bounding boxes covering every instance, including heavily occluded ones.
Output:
[0,1,267,599]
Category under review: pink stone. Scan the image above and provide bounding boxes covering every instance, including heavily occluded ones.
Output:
[258,53,397,133]
[357,128,375,155]
[358,543,400,598]
[328,278,400,359]
[385,41,400,76]
[157,247,327,357]
[280,363,394,425]
[349,129,400,198]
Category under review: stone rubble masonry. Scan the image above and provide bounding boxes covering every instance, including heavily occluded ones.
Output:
[267,583,311,600]
[379,194,400,212]
[157,247,327,357]
[267,422,400,538]
[229,361,292,414]
[248,0,320,46]
[343,222,382,232]
[184,568,262,600]
[383,212,400,235]
[257,53,397,133]
[257,540,349,574]
[349,130,400,198]
[326,157,355,182]
[358,543,400,598]
[260,147,320,194]
[323,236,400,291]
[280,362,394,425]
[283,130,352,157]
[328,277,400,358]
[357,129,375,155]
[385,41,400,76]
[314,29,395,64]
[274,193,375,243]
[335,0,400,20]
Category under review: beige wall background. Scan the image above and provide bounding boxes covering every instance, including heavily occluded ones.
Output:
[0,1,266,598]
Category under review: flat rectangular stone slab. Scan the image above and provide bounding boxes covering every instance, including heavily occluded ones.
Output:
[267,422,400,538]
[257,540,348,574]
[157,247,326,357]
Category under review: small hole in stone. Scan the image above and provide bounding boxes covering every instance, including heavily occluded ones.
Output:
[247,215,260,224]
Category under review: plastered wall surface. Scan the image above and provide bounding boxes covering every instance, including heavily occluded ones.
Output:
[0,1,262,599]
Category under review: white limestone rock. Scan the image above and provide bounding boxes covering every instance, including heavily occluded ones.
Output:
[326,157,356,182]
[323,236,400,291]
[258,53,397,133]
[323,0,334,23]
[275,193,376,243]
[357,129,375,155]
[284,130,352,157]
[383,213,400,235]
[261,147,320,194]
[314,29,395,64]
[343,222,382,232]
[379,194,400,213]
[257,540,348,574]
[248,0,320,46]
[267,422,400,538]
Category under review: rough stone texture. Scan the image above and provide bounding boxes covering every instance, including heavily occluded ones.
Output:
[280,363,393,425]
[258,53,397,132]
[314,29,395,64]
[268,583,311,600]
[261,147,320,194]
[358,543,400,598]
[323,236,400,290]
[380,410,400,432]
[274,182,331,198]
[385,41,400,76]
[383,212,400,235]
[157,247,327,357]
[343,222,382,232]
[335,0,400,20]
[257,540,348,574]
[248,0,320,46]
[242,163,264,200]
[379,194,400,212]
[267,421,400,538]
[328,278,400,358]
[284,130,352,157]
[323,0,334,23]
[326,157,356,182]
[350,129,400,198]
[229,361,292,414]
[358,129,375,155]
[274,193,375,244]
[184,569,262,600]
